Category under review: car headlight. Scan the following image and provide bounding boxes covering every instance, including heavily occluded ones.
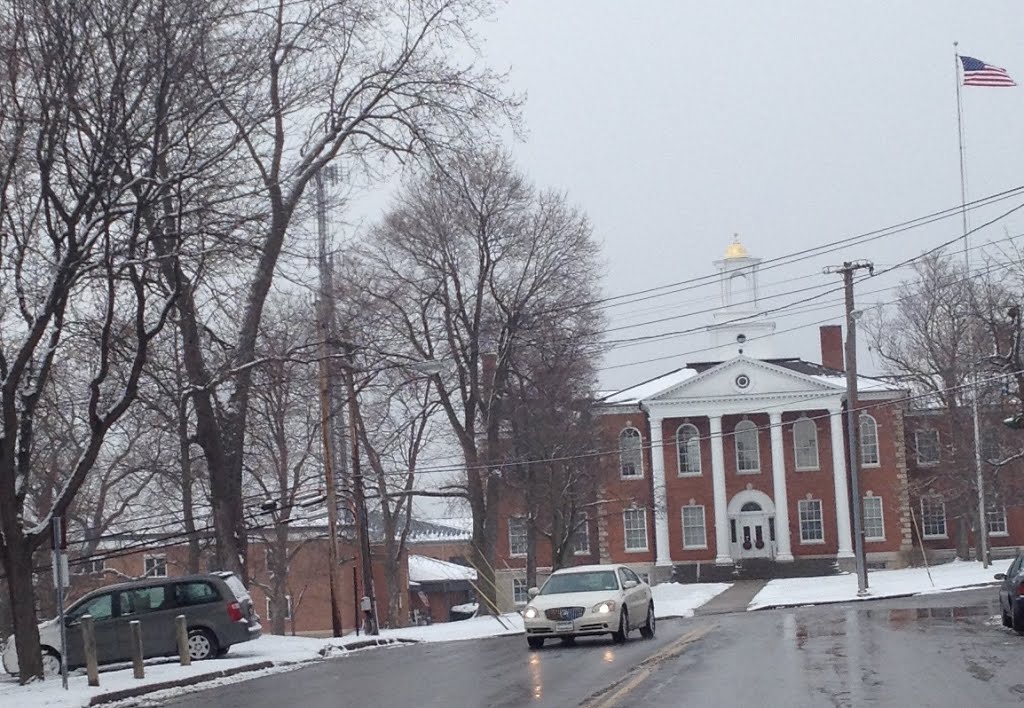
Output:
[592,600,617,614]
[524,606,539,619]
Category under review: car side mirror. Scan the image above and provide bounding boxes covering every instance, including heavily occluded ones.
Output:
[622,580,638,589]
[995,573,1007,580]
[528,587,539,598]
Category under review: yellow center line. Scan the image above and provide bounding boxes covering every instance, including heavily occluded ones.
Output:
[580,622,716,708]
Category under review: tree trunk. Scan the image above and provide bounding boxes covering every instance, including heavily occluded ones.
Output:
[525,517,537,591]
[2,532,43,683]
[955,511,971,560]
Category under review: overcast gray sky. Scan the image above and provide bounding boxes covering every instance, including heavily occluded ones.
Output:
[465,1,1024,391]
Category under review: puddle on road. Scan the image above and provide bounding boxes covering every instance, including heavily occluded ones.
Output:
[869,605,994,628]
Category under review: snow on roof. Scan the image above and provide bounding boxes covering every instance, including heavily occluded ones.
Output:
[599,368,699,405]
[408,554,477,583]
[808,373,903,394]
[406,517,473,543]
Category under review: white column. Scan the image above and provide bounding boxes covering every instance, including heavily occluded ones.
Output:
[829,406,854,557]
[769,412,794,561]
[649,414,672,567]
[710,415,732,565]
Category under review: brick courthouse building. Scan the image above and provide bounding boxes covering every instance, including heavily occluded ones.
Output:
[491,238,966,609]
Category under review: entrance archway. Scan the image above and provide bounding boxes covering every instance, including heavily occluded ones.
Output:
[727,490,776,560]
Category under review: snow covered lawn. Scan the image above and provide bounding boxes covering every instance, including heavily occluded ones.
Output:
[0,614,526,708]
[748,560,1002,610]
[377,612,524,643]
[652,582,732,618]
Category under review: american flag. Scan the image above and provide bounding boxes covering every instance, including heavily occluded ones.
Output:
[960,55,1016,87]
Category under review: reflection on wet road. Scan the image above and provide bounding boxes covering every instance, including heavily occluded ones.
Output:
[151,587,1019,708]
[152,616,700,708]
[630,588,1023,707]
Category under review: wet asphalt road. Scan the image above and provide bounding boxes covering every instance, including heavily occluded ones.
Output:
[153,587,1024,708]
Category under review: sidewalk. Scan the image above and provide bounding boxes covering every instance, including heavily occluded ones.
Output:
[693,580,767,615]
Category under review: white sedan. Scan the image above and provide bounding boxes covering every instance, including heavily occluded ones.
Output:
[521,564,655,649]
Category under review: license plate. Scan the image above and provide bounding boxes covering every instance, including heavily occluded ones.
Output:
[556,621,573,632]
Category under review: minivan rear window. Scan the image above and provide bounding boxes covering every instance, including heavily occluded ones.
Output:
[223,574,251,601]
[174,581,220,606]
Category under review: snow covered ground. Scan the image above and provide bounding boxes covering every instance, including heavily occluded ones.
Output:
[651,581,732,618]
[748,560,1002,610]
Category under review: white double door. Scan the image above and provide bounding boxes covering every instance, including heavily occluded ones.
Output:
[732,511,775,560]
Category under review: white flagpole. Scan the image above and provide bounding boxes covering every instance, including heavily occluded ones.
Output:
[954,42,991,568]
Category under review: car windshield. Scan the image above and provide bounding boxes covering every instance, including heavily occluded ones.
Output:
[540,571,619,595]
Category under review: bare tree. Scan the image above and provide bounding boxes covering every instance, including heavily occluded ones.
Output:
[359,149,602,613]
[243,298,322,635]
[0,0,201,680]
[153,0,517,580]
[869,252,1020,558]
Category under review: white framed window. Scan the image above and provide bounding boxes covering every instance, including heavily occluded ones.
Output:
[623,508,648,552]
[792,417,819,470]
[512,578,529,606]
[681,505,707,549]
[619,427,643,478]
[798,500,824,543]
[987,506,1008,537]
[676,423,701,476]
[734,420,760,473]
[266,595,293,622]
[573,516,590,555]
[860,414,880,467]
[75,558,105,575]
[920,498,947,539]
[508,517,527,557]
[144,555,167,578]
[862,496,885,541]
[915,429,940,466]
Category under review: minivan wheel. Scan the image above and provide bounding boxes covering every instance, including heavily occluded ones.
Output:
[41,649,61,676]
[527,636,544,650]
[187,628,218,660]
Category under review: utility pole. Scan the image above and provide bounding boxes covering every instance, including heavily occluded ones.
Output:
[344,344,379,635]
[825,260,873,596]
[315,168,344,637]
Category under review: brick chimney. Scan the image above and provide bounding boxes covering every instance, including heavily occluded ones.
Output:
[820,325,844,371]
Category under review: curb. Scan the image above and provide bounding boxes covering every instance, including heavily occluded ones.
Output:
[749,581,1000,612]
[88,661,275,705]
[87,637,418,706]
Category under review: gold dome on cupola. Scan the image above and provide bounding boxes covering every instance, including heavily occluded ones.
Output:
[724,234,748,259]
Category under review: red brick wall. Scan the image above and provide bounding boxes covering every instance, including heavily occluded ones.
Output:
[781,409,839,556]
[661,416,716,561]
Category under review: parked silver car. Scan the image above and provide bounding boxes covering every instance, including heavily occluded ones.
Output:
[2,572,261,675]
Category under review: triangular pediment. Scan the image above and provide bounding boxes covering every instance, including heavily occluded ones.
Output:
[645,356,843,403]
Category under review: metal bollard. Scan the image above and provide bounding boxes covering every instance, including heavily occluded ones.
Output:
[175,615,191,666]
[81,614,100,687]
[130,620,144,679]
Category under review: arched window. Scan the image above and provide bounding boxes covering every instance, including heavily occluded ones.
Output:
[734,420,760,473]
[740,501,762,512]
[860,414,880,467]
[793,417,819,470]
[619,428,643,478]
[676,424,701,476]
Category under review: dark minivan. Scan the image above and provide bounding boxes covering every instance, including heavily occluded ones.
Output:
[3,572,261,675]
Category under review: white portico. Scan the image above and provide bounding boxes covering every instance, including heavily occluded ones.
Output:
[641,355,857,567]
